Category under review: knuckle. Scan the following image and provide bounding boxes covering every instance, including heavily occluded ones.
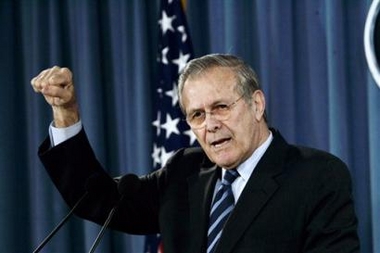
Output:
[61,68,73,79]
[51,65,61,71]
[31,78,41,89]
[30,77,36,85]
[48,74,58,83]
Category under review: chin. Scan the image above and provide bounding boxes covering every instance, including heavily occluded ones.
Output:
[213,157,237,169]
[206,149,237,167]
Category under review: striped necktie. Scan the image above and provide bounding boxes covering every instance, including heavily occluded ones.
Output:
[207,169,240,253]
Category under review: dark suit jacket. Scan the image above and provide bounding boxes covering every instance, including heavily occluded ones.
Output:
[39,128,360,253]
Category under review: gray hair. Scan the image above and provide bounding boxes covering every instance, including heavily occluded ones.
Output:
[178,54,266,120]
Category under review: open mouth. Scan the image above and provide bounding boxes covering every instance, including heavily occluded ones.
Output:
[211,138,232,148]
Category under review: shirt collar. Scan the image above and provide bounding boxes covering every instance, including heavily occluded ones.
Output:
[222,130,273,181]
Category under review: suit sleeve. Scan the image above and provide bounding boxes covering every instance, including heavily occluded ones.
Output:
[302,157,360,252]
[38,128,161,234]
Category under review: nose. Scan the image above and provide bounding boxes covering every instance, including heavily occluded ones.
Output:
[205,113,222,132]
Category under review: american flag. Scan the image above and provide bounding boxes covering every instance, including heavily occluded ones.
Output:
[145,0,196,252]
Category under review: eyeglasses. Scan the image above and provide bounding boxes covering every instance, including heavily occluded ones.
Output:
[185,95,244,129]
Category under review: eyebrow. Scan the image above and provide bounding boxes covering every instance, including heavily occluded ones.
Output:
[186,98,231,114]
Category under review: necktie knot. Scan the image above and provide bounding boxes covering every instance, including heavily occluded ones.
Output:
[221,169,239,186]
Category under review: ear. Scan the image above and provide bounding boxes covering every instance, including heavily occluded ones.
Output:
[251,90,266,121]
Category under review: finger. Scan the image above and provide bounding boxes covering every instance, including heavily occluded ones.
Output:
[31,66,73,93]
[31,66,61,92]
[43,66,61,80]
[47,67,73,89]
[48,74,71,89]
[41,83,70,98]
[42,85,75,106]
[31,68,51,92]
[31,77,39,92]
[59,67,73,82]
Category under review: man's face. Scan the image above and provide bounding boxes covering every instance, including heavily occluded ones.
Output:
[181,67,268,169]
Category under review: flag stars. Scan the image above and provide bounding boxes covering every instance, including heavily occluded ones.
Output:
[165,82,179,106]
[152,111,161,136]
[159,11,176,35]
[152,143,161,167]
[161,47,169,64]
[151,0,196,178]
[184,129,197,146]
[160,147,174,167]
[157,87,165,99]
[177,26,187,42]
[161,113,180,139]
[172,51,191,73]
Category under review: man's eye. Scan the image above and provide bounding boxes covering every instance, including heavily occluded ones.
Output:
[215,104,229,111]
[192,111,204,119]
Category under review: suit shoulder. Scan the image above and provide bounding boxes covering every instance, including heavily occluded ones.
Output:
[291,145,347,167]
[287,145,352,185]
[162,146,211,173]
[293,145,338,159]
[169,146,207,161]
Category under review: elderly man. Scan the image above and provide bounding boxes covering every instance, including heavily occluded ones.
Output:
[31,54,360,253]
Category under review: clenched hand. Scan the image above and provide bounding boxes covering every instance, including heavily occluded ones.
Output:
[31,66,79,128]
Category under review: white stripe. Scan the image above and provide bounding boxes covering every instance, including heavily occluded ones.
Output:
[208,205,234,235]
[207,230,222,253]
[210,190,228,213]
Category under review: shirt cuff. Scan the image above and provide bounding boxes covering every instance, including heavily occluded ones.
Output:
[49,120,82,146]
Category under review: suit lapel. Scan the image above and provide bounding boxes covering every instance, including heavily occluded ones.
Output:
[187,164,219,252]
[215,130,290,253]
[216,168,280,253]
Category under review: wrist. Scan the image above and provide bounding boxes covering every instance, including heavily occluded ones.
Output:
[52,105,80,128]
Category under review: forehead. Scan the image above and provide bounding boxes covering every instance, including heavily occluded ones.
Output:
[184,67,237,95]
[182,67,239,109]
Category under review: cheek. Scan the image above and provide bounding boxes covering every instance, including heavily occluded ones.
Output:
[193,130,206,145]
[234,119,256,146]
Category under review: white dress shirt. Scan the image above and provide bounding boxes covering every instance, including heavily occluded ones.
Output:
[218,131,273,203]
[49,120,82,146]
